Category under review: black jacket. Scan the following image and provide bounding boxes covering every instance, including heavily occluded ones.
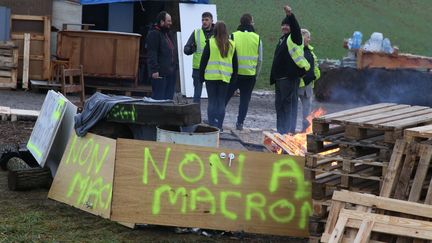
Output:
[270,14,306,84]
[184,24,214,57]
[146,24,178,77]
[199,39,238,82]
[302,46,316,86]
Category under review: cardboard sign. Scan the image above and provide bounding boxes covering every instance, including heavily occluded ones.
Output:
[48,132,116,219]
[27,90,68,167]
[111,139,311,237]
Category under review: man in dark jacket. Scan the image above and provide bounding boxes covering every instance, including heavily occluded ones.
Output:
[184,12,214,104]
[270,5,310,134]
[146,11,178,100]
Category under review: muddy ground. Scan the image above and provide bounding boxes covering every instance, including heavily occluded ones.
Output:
[0,88,361,242]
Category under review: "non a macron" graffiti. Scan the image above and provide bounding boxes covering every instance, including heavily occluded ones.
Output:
[142,147,312,229]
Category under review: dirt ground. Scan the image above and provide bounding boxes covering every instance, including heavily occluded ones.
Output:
[0,89,336,242]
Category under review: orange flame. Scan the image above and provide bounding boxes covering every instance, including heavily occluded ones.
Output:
[282,107,327,156]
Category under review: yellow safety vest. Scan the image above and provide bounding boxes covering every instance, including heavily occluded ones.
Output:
[287,35,310,72]
[192,29,206,69]
[232,31,259,76]
[204,38,235,83]
[299,45,321,88]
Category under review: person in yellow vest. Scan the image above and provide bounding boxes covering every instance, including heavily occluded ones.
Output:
[184,12,214,104]
[270,5,310,134]
[225,13,263,131]
[298,28,321,132]
[199,21,238,130]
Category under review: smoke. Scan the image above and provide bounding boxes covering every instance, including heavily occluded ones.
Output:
[315,68,432,106]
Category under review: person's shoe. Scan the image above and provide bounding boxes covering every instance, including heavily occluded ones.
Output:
[236,123,243,131]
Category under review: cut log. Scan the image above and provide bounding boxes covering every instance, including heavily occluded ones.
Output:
[8,166,52,191]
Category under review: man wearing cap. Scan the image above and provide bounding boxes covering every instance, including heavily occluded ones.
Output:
[270,5,310,134]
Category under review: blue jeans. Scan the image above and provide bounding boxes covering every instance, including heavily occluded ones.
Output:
[225,75,256,125]
[151,72,176,100]
[275,77,300,134]
[192,69,203,104]
[206,80,229,129]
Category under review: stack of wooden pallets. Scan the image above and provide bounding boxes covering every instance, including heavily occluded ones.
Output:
[0,41,18,89]
[306,103,432,239]
[321,190,432,242]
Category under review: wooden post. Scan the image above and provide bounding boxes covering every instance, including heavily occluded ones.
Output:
[22,33,30,90]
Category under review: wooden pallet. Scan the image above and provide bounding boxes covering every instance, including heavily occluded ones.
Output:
[0,42,18,89]
[380,139,432,204]
[321,190,432,242]
[306,153,383,200]
[313,103,432,143]
[404,124,432,142]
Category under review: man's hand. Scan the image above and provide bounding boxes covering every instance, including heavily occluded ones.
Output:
[284,5,292,16]
[152,72,160,79]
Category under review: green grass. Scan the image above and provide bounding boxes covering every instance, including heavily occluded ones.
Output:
[211,0,432,89]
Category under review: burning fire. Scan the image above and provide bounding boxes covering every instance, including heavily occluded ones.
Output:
[278,107,327,156]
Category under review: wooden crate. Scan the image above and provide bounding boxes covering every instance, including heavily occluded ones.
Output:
[57,30,141,85]
[312,103,432,143]
[11,14,51,81]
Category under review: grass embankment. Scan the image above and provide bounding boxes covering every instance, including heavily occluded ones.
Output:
[212,0,432,89]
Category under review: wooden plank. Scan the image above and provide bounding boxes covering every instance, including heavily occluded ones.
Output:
[353,219,374,243]
[364,109,432,127]
[405,124,432,140]
[328,215,348,243]
[340,209,432,240]
[22,33,30,90]
[408,144,432,202]
[111,139,311,237]
[332,105,411,124]
[0,106,11,121]
[332,190,432,218]
[378,113,432,129]
[0,70,12,77]
[0,56,13,63]
[393,145,417,200]
[11,33,45,41]
[42,16,51,81]
[48,133,116,219]
[345,106,430,125]
[11,14,45,21]
[380,139,407,197]
[10,108,40,121]
[357,50,432,70]
[322,200,345,242]
[425,179,432,205]
[315,103,396,122]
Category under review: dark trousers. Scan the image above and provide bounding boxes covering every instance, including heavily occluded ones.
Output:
[275,77,300,134]
[206,80,229,130]
[192,69,203,104]
[225,75,256,125]
[151,72,176,100]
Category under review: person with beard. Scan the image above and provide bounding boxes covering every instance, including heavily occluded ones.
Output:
[146,11,178,100]
[184,12,214,105]
[270,5,310,134]
[298,28,320,132]
[225,13,262,131]
[199,21,237,131]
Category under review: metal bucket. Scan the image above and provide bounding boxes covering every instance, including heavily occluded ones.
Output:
[156,124,219,148]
